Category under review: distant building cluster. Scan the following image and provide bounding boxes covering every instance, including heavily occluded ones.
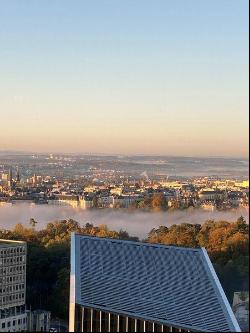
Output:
[0,166,248,212]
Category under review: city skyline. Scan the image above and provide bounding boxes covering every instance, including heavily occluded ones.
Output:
[0,0,249,157]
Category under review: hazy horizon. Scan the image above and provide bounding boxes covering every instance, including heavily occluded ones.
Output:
[0,149,249,160]
[0,0,249,156]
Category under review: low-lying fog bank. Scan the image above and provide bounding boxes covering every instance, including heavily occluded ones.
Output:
[0,203,248,239]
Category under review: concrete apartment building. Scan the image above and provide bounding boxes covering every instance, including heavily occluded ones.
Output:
[0,240,27,332]
[69,234,241,332]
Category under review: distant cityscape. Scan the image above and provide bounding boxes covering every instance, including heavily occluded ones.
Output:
[0,154,249,332]
[0,153,249,213]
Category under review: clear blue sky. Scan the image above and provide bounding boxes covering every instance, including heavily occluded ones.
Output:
[0,0,249,156]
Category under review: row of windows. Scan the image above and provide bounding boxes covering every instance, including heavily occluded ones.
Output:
[0,283,25,294]
[0,305,25,318]
[0,270,25,284]
[0,316,26,329]
[0,247,25,257]
[0,293,25,305]
[0,256,26,266]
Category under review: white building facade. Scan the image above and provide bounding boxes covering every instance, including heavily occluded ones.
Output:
[0,240,27,332]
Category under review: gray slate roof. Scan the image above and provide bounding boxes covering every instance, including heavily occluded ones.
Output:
[71,234,241,332]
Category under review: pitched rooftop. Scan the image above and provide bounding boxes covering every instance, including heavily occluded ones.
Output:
[71,234,241,332]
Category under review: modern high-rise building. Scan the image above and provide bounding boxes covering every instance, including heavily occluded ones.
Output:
[69,234,241,332]
[0,240,27,332]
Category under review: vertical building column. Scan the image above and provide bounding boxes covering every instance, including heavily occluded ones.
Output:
[161,324,164,332]
[108,313,111,332]
[90,308,93,333]
[81,307,85,332]
[152,322,155,332]
[99,311,102,333]
[134,319,137,332]
[143,321,146,332]
[126,317,129,332]
[117,315,120,332]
